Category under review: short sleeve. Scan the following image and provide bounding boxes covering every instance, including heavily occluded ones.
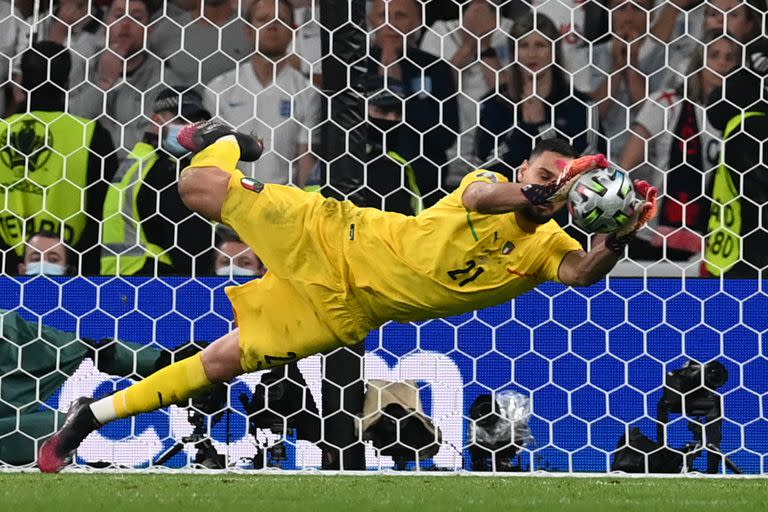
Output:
[635,90,675,135]
[453,169,510,203]
[537,231,584,283]
[420,20,449,59]
[296,87,321,146]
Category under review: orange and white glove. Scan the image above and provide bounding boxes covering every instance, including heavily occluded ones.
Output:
[606,179,659,253]
[521,153,611,205]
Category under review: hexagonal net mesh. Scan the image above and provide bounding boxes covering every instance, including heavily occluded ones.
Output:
[0,0,766,474]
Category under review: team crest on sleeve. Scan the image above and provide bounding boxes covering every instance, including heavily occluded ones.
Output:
[474,171,498,182]
[241,177,264,193]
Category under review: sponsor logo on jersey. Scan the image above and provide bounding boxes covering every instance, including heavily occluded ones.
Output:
[502,241,515,255]
[241,177,264,192]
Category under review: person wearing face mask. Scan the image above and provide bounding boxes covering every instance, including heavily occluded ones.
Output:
[349,76,422,216]
[367,0,460,208]
[212,227,267,278]
[17,231,73,277]
[100,87,214,276]
[0,41,117,277]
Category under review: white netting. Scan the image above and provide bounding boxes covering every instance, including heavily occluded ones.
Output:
[0,0,766,474]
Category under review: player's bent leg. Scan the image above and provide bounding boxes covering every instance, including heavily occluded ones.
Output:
[178,165,231,222]
[201,329,245,382]
[38,330,245,473]
[177,120,262,222]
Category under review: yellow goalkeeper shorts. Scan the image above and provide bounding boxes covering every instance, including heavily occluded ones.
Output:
[220,175,374,372]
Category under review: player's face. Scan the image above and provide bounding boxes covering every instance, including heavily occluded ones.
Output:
[518,150,571,224]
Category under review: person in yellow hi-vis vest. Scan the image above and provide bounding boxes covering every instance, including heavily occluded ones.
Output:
[0,42,117,275]
[704,68,768,278]
[100,88,214,276]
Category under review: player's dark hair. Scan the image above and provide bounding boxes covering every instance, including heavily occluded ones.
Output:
[529,138,579,161]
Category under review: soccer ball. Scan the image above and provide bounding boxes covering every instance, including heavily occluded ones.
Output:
[567,167,637,234]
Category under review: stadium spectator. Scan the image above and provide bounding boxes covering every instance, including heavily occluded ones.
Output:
[69,0,183,152]
[651,0,764,84]
[43,0,107,96]
[367,0,460,207]
[588,0,666,162]
[291,0,322,83]
[159,0,253,86]
[143,2,193,74]
[0,41,117,276]
[704,0,764,44]
[101,87,215,276]
[419,0,514,181]
[346,75,423,216]
[619,32,740,260]
[212,226,266,278]
[0,1,26,116]
[476,13,600,174]
[704,69,768,277]
[704,0,767,86]
[0,308,203,466]
[529,0,595,92]
[203,0,319,187]
[17,231,74,276]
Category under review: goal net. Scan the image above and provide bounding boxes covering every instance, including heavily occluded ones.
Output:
[0,0,765,474]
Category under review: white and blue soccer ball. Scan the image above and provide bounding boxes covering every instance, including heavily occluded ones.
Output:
[568,167,637,234]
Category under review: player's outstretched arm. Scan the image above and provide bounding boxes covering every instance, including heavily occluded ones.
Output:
[557,239,621,287]
[462,154,610,214]
[462,180,531,213]
[558,180,658,287]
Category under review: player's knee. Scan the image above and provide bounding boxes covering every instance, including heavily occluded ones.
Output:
[179,166,230,222]
[201,330,244,382]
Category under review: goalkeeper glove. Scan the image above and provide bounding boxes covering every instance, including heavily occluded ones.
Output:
[521,153,610,205]
[605,179,659,253]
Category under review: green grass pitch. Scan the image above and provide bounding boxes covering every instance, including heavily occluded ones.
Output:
[1,474,766,512]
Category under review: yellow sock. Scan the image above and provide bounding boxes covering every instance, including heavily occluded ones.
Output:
[111,352,213,419]
[186,135,241,175]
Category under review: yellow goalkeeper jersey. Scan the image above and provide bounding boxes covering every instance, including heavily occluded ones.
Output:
[345,170,583,325]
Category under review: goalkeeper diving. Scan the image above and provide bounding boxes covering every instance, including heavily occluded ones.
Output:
[39,125,657,472]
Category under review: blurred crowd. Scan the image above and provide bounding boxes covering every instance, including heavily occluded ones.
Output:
[0,0,765,278]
